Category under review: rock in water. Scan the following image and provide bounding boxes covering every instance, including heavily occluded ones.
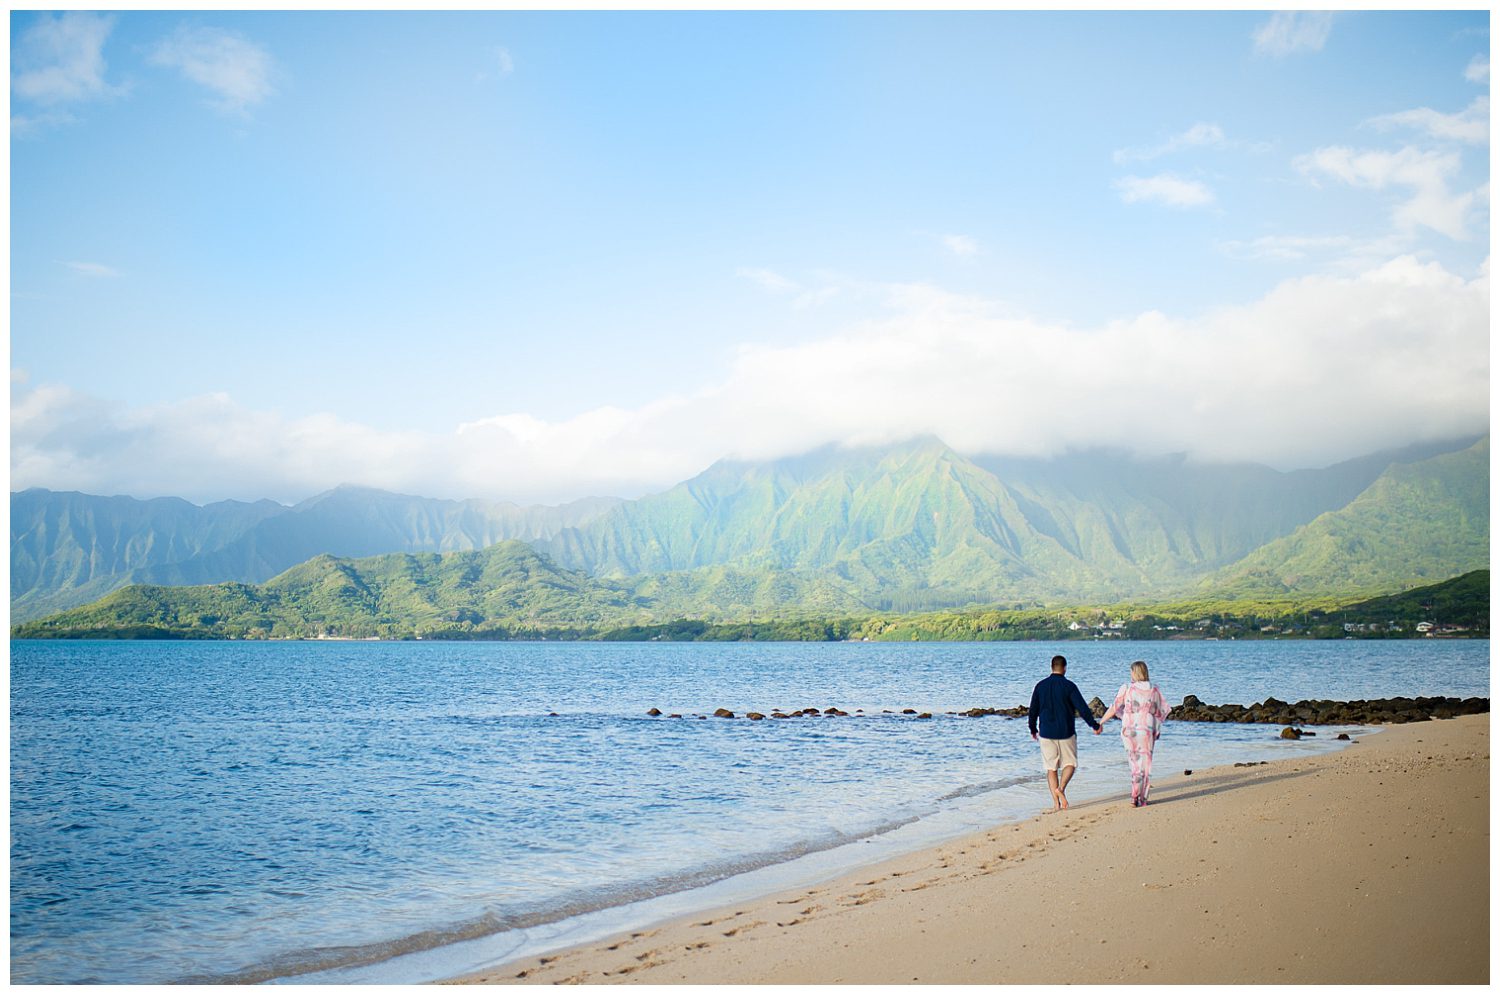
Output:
[646,708,662,717]
[1280,726,1303,740]
[1088,696,1106,718]
[713,708,735,719]
[747,712,766,721]
[1336,733,1350,740]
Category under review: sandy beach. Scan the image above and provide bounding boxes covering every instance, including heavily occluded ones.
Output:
[447,713,1489,985]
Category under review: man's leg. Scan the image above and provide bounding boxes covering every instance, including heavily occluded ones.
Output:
[1045,769,1061,811]
[1057,764,1075,808]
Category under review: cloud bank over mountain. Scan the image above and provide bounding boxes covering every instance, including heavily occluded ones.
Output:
[12,254,1489,506]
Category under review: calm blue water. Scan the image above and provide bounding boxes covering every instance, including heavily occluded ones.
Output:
[10,638,1489,984]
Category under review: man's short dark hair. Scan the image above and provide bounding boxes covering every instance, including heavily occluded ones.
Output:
[1051,655,1067,672]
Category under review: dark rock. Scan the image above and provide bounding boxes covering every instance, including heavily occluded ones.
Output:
[548,712,559,717]
[713,708,735,719]
[1181,694,1202,708]
[1183,770,1193,776]
[902,709,917,715]
[1280,726,1303,740]
[747,712,766,721]
[918,712,933,719]
[1336,733,1350,740]
[1088,696,1106,717]
[669,714,682,719]
[646,708,662,717]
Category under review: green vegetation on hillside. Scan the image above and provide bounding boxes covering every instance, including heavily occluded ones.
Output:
[14,435,1486,624]
[1211,437,1488,596]
[12,542,650,640]
[13,521,1485,646]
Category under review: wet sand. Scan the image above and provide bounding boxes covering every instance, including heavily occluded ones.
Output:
[446,714,1488,985]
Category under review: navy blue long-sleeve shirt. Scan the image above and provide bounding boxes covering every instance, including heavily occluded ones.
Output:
[1028,673,1101,739]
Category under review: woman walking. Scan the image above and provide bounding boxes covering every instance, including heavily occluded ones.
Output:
[1099,660,1171,806]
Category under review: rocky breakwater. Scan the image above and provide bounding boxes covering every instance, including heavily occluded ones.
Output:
[639,696,1488,728]
[1164,694,1489,727]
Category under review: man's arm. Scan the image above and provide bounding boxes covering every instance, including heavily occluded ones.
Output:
[1071,683,1101,731]
[1028,684,1041,739]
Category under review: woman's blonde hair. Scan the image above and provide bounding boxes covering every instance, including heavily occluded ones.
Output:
[1130,660,1150,681]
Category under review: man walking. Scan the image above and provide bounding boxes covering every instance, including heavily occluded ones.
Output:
[1028,654,1101,812]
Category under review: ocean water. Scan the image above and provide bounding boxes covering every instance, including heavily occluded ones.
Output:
[10,638,1489,984]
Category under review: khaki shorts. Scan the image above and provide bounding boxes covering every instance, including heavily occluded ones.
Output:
[1039,735,1079,772]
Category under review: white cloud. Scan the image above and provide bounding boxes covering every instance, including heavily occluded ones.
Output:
[476,46,515,82]
[13,257,1488,504]
[1465,55,1489,84]
[941,234,980,257]
[737,267,842,309]
[1367,97,1489,145]
[1296,145,1478,239]
[1217,232,1411,271]
[12,12,117,106]
[1253,12,1334,58]
[736,267,799,294]
[1113,173,1215,208]
[150,25,275,114]
[1113,122,1226,164]
[63,261,120,278]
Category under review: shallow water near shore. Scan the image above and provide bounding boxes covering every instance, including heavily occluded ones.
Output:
[10,638,1488,984]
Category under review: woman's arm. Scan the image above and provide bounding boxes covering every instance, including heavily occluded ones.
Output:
[1101,684,1127,724]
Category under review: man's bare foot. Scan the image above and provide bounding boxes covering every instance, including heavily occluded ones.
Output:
[1049,787,1063,812]
[1057,791,1069,810]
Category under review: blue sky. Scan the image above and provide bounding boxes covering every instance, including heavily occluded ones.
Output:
[10,10,1491,503]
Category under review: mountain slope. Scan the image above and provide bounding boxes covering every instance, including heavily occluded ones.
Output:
[13,541,646,639]
[1210,438,1489,596]
[13,434,1486,622]
[135,485,619,588]
[970,437,1465,583]
[9,489,285,622]
[10,485,620,622]
[541,435,1483,609]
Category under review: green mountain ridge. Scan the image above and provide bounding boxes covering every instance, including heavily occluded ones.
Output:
[1210,438,1489,596]
[14,541,649,639]
[9,485,620,622]
[12,433,1488,628]
[539,434,1485,608]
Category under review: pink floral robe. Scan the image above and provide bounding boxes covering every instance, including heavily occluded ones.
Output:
[1112,680,1171,804]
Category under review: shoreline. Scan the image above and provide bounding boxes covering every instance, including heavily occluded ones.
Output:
[446,714,1489,985]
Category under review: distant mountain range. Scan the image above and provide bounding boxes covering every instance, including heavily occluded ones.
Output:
[10,434,1488,628]
[10,486,618,622]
